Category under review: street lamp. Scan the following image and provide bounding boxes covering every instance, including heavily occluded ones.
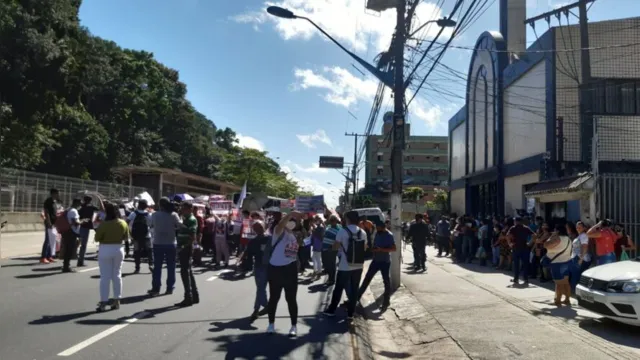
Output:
[266,6,394,88]
[408,18,457,38]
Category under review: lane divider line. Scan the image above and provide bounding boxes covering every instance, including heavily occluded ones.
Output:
[57,311,149,357]
[206,269,233,282]
[78,266,99,273]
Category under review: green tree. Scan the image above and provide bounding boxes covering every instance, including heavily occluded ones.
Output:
[402,186,425,202]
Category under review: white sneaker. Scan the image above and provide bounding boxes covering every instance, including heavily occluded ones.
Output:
[288,325,297,337]
[266,323,275,334]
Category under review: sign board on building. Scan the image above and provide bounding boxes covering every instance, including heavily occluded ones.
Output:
[319,156,344,169]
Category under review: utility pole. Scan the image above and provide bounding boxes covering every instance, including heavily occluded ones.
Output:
[344,166,351,210]
[345,132,366,205]
[389,0,407,291]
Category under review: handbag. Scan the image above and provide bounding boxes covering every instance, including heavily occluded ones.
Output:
[620,250,630,261]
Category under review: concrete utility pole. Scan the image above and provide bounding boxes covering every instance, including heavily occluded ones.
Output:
[389,0,407,291]
[345,132,366,204]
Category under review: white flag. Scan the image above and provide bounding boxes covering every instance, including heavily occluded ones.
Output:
[236,181,247,209]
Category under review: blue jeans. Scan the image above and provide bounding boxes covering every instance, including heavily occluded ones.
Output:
[492,246,500,265]
[512,249,530,282]
[597,252,616,265]
[569,256,592,291]
[253,266,268,311]
[152,244,177,291]
[41,228,52,259]
[462,236,474,261]
[357,261,391,304]
[77,227,91,265]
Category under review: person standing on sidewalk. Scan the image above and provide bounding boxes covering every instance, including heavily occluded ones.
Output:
[128,199,153,274]
[408,214,429,271]
[435,216,450,257]
[508,216,535,287]
[247,220,270,321]
[61,198,82,273]
[77,195,101,267]
[41,188,60,264]
[176,202,199,307]
[148,197,181,297]
[587,219,620,265]
[323,210,367,321]
[357,220,396,309]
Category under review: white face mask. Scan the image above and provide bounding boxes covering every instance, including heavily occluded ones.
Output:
[286,221,296,230]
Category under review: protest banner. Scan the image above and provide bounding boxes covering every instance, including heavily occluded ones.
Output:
[295,195,324,213]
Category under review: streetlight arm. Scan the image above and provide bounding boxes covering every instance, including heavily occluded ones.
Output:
[408,20,437,39]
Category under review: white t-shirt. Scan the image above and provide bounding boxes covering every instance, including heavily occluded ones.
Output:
[67,208,80,234]
[269,230,299,267]
[336,224,367,271]
[571,233,591,262]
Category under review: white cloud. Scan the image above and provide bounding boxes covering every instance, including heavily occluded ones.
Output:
[296,129,332,148]
[294,162,329,174]
[292,66,445,130]
[233,1,452,53]
[236,134,265,151]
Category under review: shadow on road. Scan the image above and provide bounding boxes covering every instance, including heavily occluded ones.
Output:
[29,311,96,325]
[376,350,412,358]
[15,268,63,279]
[209,317,258,332]
[579,318,640,349]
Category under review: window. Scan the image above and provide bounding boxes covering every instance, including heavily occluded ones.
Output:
[377,154,383,161]
[434,144,440,150]
[605,82,620,114]
[621,83,635,114]
[376,168,383,175]
[406,169,413,176]
[590,78,640,115]
[433,156,440,162]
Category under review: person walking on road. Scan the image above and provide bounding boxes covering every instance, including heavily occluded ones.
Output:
[322,215,342,285]
[265,211,303,337]
[176,202,200,307]
[247,220,270,321]
[323,210,367,321]
[357,220,395,309]
[77,195,101,267]
[408,214,429,271]
[41,188,60,264]
[311,216,325,279]
[213,214,231,268]
[61,198,82,273]
[94,202,128,312]
[128,199,153,274]
[148,197,181,297]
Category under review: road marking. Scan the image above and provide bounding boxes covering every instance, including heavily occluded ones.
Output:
[57,311,149,357]
[78,266,99,273]
[206,269,233,282]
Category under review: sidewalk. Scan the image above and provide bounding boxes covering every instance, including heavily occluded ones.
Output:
[356,246,640,360]
[0,231,97,259]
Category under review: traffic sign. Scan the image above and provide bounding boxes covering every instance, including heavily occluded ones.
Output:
[319,156,344,169]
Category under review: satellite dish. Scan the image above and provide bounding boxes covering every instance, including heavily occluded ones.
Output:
[383,111,394,123]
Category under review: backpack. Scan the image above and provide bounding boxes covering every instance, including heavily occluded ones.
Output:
[131,212,149,239]
[342,227,366,265]
[54,210,70,233]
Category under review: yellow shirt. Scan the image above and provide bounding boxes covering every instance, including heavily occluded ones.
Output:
[95,219,129,245]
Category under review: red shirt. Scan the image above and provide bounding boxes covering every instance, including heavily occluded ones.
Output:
[595,228,617,256]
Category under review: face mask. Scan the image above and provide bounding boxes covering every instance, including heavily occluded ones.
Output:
[286,221,296,230]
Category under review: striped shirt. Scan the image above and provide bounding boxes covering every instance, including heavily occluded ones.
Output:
[322,225,342,251]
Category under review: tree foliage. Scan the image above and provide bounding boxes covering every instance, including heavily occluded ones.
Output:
[402,186,425,202]
[0,0,306,197]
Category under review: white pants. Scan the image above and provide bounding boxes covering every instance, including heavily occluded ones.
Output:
[98,244,124,302]
[312,251,323,273]
[47,227,58,256]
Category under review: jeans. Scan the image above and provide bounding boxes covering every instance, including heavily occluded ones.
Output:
[327,269,363,317]
[61,230,78,271]
[492,246,500,265]
[569,256,591,292]
[253,266,268,311]
[358,261,391,305]
[133,236,153,270]
[98,244,124,302]
[77,227,91,265]
[322,251,337,283]
[597,252,616,265]
[413,242,426,269]
[437,235,450,255]
[454,235,463,261]
[267,262,298,325]
[462,236,474,261]
[312,251,323,273]
[41,227,54,259]
[152,244,177,292]
[178,245,199,301]
[512,249,530,282]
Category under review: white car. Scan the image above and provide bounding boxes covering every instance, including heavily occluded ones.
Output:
[575,259,640,326]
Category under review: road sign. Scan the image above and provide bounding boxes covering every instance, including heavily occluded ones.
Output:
[319,156,344,169]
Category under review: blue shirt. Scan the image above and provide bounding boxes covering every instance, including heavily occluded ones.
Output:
[372,230,395,263]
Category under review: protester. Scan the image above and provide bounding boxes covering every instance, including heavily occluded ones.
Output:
[247,220,270,321]
[356,220,395,309]
[265,211,303,336]
[322,215,342,285]
[94,202,128,312]
[311,215,325,278]
[61,198,82,273]
[41,188,60,264]
[148,197,181,297]
[323,210,367,320]
[213,214,231,268]
[176,202,199,307]
[77,195,100,267]
[128,199,153,274]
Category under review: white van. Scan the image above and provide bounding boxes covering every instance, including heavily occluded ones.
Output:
[353,207,386,225]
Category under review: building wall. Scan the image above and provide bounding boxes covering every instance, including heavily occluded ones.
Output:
[503,61,547,164]
[555,18,640,162]
[504,171,539,215]
[450,188,466,215]
[450,124,466,180]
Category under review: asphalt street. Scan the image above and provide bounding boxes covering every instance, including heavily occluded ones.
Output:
[0,253,356,360]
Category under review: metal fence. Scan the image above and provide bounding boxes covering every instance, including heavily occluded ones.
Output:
[598,173,640,257]
[0,168,147,213]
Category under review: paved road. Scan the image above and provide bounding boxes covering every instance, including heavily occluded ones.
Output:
[0,254,356,360]
[0,231,97,259]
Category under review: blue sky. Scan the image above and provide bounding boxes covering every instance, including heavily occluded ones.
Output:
[79,0,634,207]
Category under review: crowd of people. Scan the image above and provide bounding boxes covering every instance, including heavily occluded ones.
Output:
[37,188,399,337]
[429,213,636,305]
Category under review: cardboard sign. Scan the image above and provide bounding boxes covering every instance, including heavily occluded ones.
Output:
[295,195,324,212]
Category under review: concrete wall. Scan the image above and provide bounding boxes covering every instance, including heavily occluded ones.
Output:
[1,212,44,233]
[450,188,466,216]
[504,171,539,215]
[503,61,547,164]
[450,124,466,180]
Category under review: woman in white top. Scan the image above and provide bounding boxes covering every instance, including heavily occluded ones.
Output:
[544,223,574,306]
[569,221,591,292]
[266,211,303,337]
